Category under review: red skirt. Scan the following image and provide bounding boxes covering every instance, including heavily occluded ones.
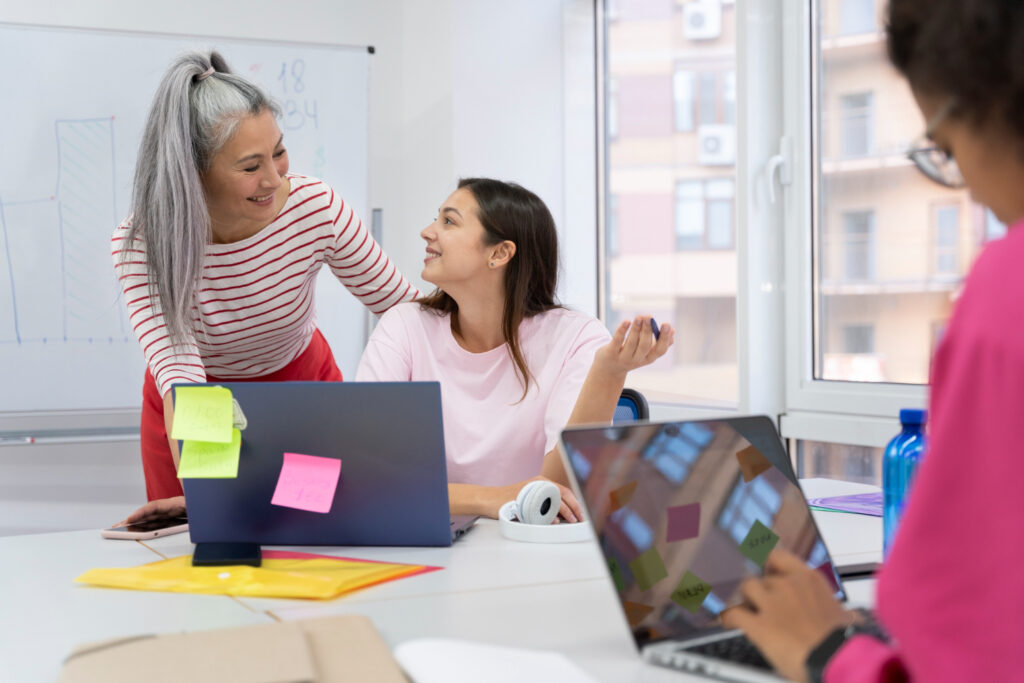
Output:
[139,329,343,500]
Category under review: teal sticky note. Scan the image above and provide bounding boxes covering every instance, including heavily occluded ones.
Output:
[629,547,668,591]
[609,557,626,592]
[738,520,779,568]
[670,570,712,613]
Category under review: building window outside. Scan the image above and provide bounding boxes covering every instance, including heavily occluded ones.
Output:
[842,210,875,280]
[932,204,959,276]
[675,178,735,250]
[841,324,874,354]
[839,0,875,36]
[839,92,874,158]
[605,0,737,405]
[674,70,696,132]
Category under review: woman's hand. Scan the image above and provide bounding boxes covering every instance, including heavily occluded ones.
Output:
[503,476,585,524]
[450,477,585,522]
[593,315,675,378]
[721,549,856,683]
[113,496,187,527]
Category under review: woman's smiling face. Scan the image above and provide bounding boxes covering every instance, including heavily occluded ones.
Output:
[420,188,495,288]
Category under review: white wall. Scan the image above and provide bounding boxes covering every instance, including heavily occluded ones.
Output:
[0,0,597,534]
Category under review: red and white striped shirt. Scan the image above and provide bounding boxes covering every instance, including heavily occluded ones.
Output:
[112,175,419,397]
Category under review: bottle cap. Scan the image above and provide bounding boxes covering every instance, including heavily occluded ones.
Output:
[899,408,927,425]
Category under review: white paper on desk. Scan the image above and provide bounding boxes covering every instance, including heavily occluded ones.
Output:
[394,638,598,683]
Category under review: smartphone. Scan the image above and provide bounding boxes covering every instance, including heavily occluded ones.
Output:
[101,516,189,540]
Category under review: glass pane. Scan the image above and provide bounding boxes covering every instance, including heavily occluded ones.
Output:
[606,0,738,405]
[794,439,882,486]
[814,1,1001,385]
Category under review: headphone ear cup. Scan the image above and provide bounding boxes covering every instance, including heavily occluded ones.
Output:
[515,481,561,525]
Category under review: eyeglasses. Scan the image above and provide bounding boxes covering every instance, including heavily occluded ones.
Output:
[907,99,964,189]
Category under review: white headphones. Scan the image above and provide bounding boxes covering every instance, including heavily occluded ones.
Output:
[497,480,592,543]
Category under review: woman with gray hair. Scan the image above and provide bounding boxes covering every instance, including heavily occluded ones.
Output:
[113,51,418,502]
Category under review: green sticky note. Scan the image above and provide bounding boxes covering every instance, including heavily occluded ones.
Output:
[177,429,242,478]
[629,547,668,591]
[671,570,712,614]
[738,520,779,568]
[609,557,626,592]
[171,386,233,443]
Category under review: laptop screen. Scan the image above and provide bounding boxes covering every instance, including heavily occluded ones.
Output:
[560,416,845,647]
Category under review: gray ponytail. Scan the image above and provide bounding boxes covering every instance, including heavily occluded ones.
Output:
[122,51,281,348]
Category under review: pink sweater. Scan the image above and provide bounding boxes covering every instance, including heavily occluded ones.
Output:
[355,303,611,486]
[827,222,1024,681]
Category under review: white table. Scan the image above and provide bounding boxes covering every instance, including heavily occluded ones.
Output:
[0,478,881,682]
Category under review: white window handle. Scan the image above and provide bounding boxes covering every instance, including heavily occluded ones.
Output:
[767,135,793,204]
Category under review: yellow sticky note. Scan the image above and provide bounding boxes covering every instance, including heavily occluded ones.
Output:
[171,386,233,443]
[178,429,242,479]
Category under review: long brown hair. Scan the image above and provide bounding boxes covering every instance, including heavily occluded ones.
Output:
[417,178,561,397]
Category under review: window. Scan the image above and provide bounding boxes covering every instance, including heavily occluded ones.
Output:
[842,210,874,280]
[717,475,783,545]
[604,1,738,405]
[932,204,959,276]
[675,178,734,250]
[839,0,875,36]
[673,70,696,132]
[841,324,874,353]
[839,92,874,158]
[810,2,992,392]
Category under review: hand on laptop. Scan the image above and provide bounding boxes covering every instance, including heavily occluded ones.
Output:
[113,496,187,528]
[721,549,857,683]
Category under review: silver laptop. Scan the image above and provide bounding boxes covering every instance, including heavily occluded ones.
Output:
[559,416,851,682]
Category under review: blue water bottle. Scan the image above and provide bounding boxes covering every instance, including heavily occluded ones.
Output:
[882,409,927,556]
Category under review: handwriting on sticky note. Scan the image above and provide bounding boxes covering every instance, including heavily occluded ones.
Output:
[177,429,241,478]
[271,452,342,514]
[735,444,772,483]
[609,481,639,512]
[671,571,712,613]
[738,520,779,568]
[629,547,668,591]
[171,386,233,443]
[665,502,701,542]
[623,601,654,627]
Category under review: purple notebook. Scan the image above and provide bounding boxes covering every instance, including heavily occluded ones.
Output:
[806,491,882,517]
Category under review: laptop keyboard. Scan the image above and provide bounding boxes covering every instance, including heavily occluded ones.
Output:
[685,634,772,670]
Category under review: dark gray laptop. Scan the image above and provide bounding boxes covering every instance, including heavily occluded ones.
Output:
[560,416,862,682]
[180,381,475,547]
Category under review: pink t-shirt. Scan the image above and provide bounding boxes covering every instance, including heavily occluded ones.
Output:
[355,303,611,486]
[826,221,1024,681]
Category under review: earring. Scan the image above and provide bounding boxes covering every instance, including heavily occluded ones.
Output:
[489,261,494,268]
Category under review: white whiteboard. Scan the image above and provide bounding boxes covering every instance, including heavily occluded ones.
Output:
[0,24,372,415]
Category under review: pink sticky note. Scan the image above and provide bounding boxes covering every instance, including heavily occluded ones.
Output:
[666,502,701,542]
[271,452,341,514]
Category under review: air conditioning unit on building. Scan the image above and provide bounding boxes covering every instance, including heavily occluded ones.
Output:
[698,124,736,166]
[684,2,723,41]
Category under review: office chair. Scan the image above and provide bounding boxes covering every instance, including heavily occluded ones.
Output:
[615,388,649,423]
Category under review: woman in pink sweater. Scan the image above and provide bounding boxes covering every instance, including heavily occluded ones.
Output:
[722,1,1024,681]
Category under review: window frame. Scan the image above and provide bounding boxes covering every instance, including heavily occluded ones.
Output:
[781,0,925,443]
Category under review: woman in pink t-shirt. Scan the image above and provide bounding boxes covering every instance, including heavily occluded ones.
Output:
[720,1,1024,681]
[358,178,674,520]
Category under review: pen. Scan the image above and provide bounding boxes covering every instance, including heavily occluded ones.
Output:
[650,318,660,341]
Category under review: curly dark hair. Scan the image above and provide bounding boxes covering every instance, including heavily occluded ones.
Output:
[887,0,1024,136]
